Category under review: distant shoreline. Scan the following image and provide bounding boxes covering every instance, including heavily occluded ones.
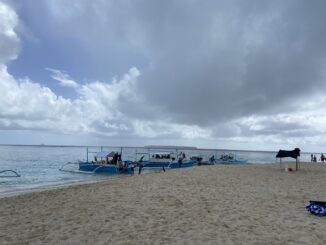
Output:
[0,143,281,153]
[0,144,318,154]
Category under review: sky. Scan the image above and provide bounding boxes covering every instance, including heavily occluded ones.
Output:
[1,0,326,151]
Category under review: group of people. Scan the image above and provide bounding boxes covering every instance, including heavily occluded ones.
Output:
[94,152,121,165]
[310,153,326,162]
[152,153,175,160]
[220,153,235,161]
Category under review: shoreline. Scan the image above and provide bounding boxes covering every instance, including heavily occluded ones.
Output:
[0,167,158,199]
[0,161,316,199]
[1,163,326,244]
[0,161,314,199]
[0,179,109,199]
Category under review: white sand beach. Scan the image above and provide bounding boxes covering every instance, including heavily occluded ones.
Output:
[1,163,326,245]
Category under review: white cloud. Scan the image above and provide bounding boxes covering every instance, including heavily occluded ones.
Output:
[0,65,73,128]
[1,59,214,143]
[0,1,133,134]
[0,63,130,133]
[46,68,79,88]
[0,1,20,63]
[0,3,146,138]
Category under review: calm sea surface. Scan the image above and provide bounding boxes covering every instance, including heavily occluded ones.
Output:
[0,145,312,196]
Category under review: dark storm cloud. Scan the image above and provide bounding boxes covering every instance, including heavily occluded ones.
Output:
[240,120,311,137]
[7,0,326,145]
[13,1,326,125]
[132,0,326,126]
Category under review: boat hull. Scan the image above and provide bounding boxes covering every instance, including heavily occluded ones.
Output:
[214,159,247,164]
[197,161,215,166]
[140,160,195,169]
[79,162,134,174]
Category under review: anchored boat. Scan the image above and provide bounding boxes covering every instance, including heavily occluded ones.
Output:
[60,150,135,174]
[137,152,195,169]
[213,153,247,164]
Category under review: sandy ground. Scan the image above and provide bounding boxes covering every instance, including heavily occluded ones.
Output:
[0,163,326,245]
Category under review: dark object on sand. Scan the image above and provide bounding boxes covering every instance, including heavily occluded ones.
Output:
[306,201,326,216]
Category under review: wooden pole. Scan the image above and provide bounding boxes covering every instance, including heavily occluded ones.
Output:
[280,158,282,170]
[86,146,89,162]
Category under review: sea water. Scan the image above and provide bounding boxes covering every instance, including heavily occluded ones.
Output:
[0,145,313,196]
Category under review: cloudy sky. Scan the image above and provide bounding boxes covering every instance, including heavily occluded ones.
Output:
[1,0,326,151]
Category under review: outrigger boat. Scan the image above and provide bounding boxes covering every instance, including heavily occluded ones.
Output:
[213,153,247,164]
[136,152,195,169]
[60,150,135,174]
[0,169,21,177]
[79,151,134,174]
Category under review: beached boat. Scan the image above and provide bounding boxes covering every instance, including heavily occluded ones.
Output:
[213,153,247,164]
[60,151,135,174]
[79,151,135,174]
[137,152,195,169]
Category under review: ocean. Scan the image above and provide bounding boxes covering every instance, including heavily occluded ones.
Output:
[0,145,313,196]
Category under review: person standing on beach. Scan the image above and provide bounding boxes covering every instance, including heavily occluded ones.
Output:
[311,154,314,163]
[313,155,317,162]
[138,163,143,174]
[320,154,325,162]
[178,152,184,167]
[130,163,135,174]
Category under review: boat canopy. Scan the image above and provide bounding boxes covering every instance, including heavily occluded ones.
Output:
[95,151,118,158]
[151,152,174,155]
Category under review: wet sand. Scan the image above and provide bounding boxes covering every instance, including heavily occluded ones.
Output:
[1,163,326,245]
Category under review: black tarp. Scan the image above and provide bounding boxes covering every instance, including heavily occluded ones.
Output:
[276,148,301,159]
